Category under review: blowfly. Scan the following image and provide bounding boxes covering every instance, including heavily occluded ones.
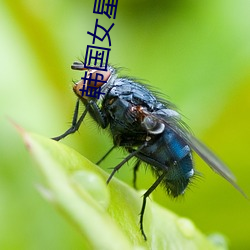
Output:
[52,61,246,240]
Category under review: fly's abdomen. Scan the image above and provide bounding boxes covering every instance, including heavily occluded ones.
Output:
[163,129,194,196]
[164,153,193,197]
[137,128,194,197]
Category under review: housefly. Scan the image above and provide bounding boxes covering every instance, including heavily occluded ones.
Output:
[52,61,246,240]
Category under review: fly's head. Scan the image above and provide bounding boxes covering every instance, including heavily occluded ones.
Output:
[71,61,117,102]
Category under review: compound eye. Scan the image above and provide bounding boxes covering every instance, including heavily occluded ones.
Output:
[72,65,111,99]
[71,61,111,88]
[89,69,111,88]
[142,116,165,134]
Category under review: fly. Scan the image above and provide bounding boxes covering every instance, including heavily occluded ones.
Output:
[52,61,247,240]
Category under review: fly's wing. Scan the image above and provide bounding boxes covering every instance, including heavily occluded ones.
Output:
[151,110,247,198]
[182,131,248,197]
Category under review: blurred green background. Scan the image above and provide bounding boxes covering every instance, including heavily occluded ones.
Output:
[0,0,250,249]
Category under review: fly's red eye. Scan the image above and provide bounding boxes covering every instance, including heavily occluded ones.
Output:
[71,61,111,88]
[72,66,111,100]
[88,69,111,88]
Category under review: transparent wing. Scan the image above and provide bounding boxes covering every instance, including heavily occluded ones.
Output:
[149,110,247,198]
[169,121,247,198]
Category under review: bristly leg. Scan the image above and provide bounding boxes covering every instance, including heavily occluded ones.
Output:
[96,146,116,165]
[52,99,89,141]
[106,143,147,184]
[133,160,141,189]
[52,98,108,141]
[140,172,166,240]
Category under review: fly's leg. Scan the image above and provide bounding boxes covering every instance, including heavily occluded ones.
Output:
[88,100,107,129]
[140,172,166,240]
[52,99,87,141]
[107,143,146,184]
[96,145,116,165]
[52,99,107,141]
[133,160,141,189]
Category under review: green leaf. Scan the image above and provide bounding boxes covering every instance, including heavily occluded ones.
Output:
[19,127,226,250]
